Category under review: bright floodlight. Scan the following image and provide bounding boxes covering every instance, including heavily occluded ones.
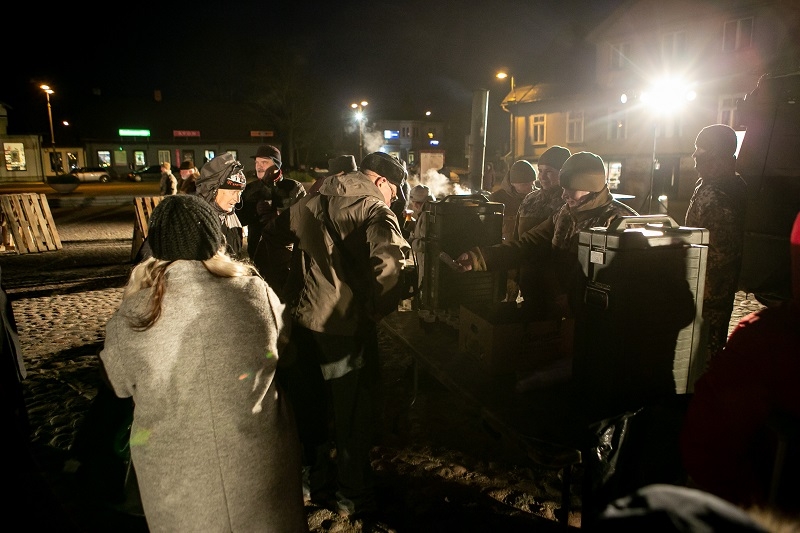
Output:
[640,77,696,114]
[496,72,509,80]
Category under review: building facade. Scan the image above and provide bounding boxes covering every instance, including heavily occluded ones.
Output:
[502,0,799,217]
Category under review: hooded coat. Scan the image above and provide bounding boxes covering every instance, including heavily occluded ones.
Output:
[100,262,307,533]
[195,155,246,259]
[257,171,410,335]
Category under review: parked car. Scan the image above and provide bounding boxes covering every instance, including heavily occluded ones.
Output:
[127,165,164,182]
[70,166,117,183]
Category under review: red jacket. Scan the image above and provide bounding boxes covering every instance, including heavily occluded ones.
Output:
[680,300,800,509]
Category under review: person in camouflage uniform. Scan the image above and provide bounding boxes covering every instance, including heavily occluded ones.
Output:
[488,159,537,242]
[514,146,572,237]
[685,124,747,360]
[508,146,572,303]
[455,151,637,319]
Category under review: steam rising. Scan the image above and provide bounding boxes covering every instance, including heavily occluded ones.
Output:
[407,169,472,200]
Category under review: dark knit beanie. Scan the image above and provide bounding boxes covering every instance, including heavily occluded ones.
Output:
[695,124,738,157]
[251,144,282,168]
[559,152,607,192]
[327,155,358,176]
[538,146,572,170]
[510,160,537,183]
[148,195,224,261]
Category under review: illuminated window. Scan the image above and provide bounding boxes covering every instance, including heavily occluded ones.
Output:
[67,152,79,171]
[158,150,171,165]
[567,111,584,144]
[662,31,686,62]
[718,94,745,128]
[529,114,546,145]
[607,161,622,190]
[49,151,63,173]
[723,17,753,52]
[607,109,627,140]
[134,151,146,166]
[97,150,111,166]
[610,42,631,70]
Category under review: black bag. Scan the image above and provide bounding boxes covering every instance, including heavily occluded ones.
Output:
[70,381,137,507]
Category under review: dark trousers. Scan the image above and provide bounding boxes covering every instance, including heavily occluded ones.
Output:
[277,322,379,512]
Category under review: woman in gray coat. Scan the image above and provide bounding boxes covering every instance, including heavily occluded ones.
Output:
[100,195,307,533]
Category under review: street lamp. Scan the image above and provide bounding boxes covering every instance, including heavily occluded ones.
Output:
[40,84,61,176]
[496,71,515,160]
[40,84,56,150]
[621,77,696,214]
[351,100,368,161]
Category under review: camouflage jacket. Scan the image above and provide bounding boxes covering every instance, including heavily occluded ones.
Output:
[470,189,637,311]
[685,172,747,348]
[473,188,637,269]
[488,175,530,241]
[513,186,565,240]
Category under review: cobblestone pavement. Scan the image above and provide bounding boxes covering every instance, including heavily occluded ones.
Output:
[2,203,766,531]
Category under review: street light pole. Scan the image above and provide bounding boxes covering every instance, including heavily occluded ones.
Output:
[350,100,368,161]
[496,72,515,160]
[649,121,658,214]
[40,84,59,176]
[40,84,55,150]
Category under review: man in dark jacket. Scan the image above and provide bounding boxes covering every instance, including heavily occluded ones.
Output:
[257,151,410,521]
[685,124,747,360]
[239,144,306,260]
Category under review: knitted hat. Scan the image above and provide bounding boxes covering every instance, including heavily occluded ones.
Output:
[196,152,246,195]
[510,160,537,183]
[695,124,738,158]
[538,146,572,170]
[559,152,607,192]
[326,155,358,176]
[360,152,408,188]
[410,184,435,203]
[148,195,224,261]
[179,160,196,171]
[251,144,282,168]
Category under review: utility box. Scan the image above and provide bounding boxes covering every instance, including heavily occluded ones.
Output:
[574,215,709,412]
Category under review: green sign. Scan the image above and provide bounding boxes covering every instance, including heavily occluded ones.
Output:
[118,129,151,137]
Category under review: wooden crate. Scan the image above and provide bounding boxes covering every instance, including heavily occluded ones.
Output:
[131,196,163,260]
[0,193,62,254]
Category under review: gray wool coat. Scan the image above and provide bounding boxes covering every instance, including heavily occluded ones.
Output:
[100,262,307,533]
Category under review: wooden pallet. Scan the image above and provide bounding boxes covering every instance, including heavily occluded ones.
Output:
[0,193,62,254]
[131,196,163,260]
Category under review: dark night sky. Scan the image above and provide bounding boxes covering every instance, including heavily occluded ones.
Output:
[1,0,625,155]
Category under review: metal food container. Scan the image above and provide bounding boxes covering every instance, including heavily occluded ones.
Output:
[420,194,505,315]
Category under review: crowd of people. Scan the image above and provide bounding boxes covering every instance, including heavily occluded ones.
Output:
[57,126,795,530]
